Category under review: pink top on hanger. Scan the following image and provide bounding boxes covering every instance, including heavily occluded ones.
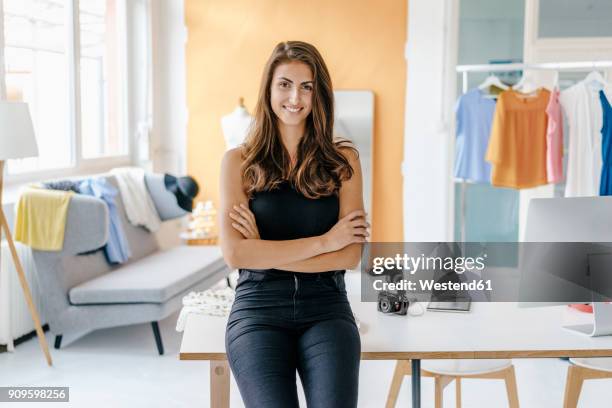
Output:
[546,88,564,183]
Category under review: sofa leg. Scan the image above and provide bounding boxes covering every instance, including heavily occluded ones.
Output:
[54,335,62,350]
[151,322,164,355]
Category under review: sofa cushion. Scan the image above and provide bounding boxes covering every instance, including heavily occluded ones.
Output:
[69,246,226,305]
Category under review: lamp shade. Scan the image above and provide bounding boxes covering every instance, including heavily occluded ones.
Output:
[0,101,38,160]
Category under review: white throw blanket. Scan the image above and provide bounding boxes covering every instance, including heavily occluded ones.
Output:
[111,167,161,232]
[175,287,236,332]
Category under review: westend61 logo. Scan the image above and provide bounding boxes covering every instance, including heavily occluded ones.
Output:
[371,253,487,275]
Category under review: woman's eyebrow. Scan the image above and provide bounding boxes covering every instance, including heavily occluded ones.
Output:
[278,76,314,85]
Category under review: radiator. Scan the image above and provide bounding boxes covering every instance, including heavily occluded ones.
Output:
[0,241,46,351]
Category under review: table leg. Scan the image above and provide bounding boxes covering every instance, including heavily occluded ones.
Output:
[210,360,230,408]
[411,359,421,408]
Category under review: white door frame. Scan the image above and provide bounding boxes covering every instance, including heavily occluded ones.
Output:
[402,0,460,242]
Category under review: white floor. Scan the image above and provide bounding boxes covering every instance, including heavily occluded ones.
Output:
[1,312,611,407]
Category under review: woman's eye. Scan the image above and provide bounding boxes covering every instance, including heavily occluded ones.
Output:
[280,82,290,88]
[303,85,313,91]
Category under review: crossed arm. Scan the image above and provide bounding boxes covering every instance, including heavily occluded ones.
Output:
[219,147,368,272]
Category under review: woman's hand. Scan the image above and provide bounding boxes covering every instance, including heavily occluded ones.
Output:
[321,209,370,253]
[229,203,260,239]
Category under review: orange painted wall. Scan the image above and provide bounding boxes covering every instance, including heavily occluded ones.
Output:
[185,0,406,241]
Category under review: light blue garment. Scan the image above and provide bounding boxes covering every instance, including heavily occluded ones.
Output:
[79,178,131,264]
[454,88,496,183]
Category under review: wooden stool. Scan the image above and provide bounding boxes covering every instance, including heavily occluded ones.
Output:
[564,358,612,408]
[386,360,519,408]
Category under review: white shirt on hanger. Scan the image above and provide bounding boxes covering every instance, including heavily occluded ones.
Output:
[560,81,606,197]
[221,106,253,151]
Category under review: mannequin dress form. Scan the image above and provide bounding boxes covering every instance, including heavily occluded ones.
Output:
[221,98,253,150]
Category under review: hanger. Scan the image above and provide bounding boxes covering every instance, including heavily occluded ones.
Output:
[478,75,509,91]
[238,97,245,108]
[584,70,606,90]
[513,72,539,96]
[553,70,560,89]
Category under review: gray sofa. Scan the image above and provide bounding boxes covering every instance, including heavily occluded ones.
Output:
[30,175,229,354]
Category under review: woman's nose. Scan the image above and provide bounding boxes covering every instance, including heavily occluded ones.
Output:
[289,88,299,104]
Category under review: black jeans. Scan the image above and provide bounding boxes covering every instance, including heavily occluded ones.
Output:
[225,269,361,408]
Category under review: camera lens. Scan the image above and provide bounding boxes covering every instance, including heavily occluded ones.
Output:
[380,300,391,313]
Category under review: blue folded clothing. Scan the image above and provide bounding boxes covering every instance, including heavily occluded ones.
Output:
[78,178,131,264]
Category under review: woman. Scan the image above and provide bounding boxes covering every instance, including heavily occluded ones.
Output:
[220,41,369,408]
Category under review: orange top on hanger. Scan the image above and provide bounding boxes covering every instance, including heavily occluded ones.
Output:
[486,88,551,189]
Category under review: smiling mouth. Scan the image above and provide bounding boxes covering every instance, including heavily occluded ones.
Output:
[283,105,303,113]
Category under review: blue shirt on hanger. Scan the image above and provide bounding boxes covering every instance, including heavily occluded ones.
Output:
[454,88,496,183]
[600,90,612,196]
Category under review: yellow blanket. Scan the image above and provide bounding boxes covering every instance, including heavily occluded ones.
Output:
[15,187,74,251]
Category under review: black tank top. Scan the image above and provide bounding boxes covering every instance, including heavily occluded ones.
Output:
[249,180,339,241]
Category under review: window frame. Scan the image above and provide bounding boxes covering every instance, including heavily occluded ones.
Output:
[525,0,612,59]
[0,0,132,186]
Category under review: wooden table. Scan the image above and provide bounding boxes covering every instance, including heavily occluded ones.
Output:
[180,270,612,408]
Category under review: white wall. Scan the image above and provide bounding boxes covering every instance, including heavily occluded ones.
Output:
[125,0,149,169]
[149,0,189,249]
[150,0,188,176]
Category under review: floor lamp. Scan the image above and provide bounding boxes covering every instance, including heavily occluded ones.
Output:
[0,101,52,366]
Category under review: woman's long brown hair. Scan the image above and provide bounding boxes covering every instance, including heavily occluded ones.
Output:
[241,41,358,199]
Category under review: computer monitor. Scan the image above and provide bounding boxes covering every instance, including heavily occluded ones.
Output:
[519,196,612,306]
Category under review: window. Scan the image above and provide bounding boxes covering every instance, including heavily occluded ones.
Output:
[2,0,129,176]
[79,0,127,158]
[4,0,71,173]
[539,0,612,38]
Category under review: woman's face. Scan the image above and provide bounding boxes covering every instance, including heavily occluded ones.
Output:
[270,61,314,129]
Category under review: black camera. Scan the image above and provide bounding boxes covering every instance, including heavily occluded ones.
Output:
[377,291,409,315]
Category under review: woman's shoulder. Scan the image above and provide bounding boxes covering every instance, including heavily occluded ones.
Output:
[222,146,246,166]
[335,141,360,165]
[221,146,247,178]
[333,141,361,185]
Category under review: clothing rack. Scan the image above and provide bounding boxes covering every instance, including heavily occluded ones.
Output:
[458,61,612,93]
[454,60,612,242]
